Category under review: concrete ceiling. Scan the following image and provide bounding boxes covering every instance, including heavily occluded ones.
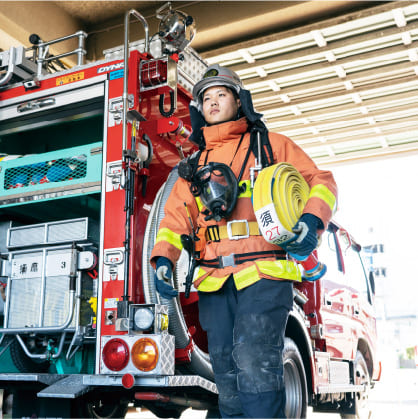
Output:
[1,1,418,165]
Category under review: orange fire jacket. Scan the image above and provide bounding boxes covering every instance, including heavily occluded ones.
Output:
[151,118,337,291]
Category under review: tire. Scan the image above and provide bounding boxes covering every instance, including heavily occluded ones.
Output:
[9,338,50,373]
[283,337,308,419]
[72,396,129,419]
[340,351,371,419]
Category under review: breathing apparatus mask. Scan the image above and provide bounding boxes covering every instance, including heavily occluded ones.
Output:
[179,159,239,221]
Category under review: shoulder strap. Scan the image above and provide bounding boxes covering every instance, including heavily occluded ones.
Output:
[250,120,274,169]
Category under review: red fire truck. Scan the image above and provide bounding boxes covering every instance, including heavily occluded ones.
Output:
[0,5,379,418]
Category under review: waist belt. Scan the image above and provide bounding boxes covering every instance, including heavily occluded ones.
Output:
[205,220,261,242]
[200,250,286,269]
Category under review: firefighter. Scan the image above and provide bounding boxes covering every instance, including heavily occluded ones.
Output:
[151,64,337,418]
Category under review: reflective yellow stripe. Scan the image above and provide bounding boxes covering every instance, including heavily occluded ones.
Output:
[196,269,230,292]
[155,227,183,250]
[309,184,337,213]
[196,259,301,292]
[256,260,302,282]
[238,180,252,198]
[234,265,259,289]
[195,196,204,212]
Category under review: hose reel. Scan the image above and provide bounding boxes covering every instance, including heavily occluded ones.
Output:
[252,163,326,281]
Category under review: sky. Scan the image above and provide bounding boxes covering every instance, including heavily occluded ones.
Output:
[328,153,418,319]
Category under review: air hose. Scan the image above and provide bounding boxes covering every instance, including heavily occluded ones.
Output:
[252,162,326,281]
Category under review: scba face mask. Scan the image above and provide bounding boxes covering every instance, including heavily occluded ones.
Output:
[191,162,239,221]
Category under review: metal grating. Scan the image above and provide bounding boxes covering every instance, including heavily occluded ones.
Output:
[204,2,418,165]
[4,155,87,190]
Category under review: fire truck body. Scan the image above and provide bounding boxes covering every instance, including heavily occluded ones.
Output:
[0,6,379,418]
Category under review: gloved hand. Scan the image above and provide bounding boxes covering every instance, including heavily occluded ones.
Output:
[285,213,322,261]
[154,257,178,299]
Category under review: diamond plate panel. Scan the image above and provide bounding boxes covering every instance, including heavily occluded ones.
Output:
[168,375,218,394]
[159,333,175,375]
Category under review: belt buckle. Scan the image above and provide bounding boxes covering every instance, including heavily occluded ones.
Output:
[221,254,236,268]
[227,220,250,240]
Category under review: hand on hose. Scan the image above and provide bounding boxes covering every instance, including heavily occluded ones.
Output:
[285,213,322,261]
[154,256,178,299]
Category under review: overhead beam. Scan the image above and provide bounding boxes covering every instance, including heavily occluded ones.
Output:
[202,1,411,58]
[313,141,418,166]
[291,117,418,145]
[0,1,82,66]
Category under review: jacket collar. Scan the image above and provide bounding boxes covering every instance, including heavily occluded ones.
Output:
[202,118,248,150]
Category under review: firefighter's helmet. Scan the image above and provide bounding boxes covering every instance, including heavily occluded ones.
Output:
[189,63,264,147]
[192,64,243,105]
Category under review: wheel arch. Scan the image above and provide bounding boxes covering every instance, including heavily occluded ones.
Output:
[285,306,314,396]
[357,337,374,378]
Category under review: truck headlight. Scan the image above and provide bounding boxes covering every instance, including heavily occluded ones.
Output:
[129,304,169,334]
[133,307,154,331]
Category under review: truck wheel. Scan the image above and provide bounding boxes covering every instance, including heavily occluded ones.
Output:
[283,337,308,419]
[72,396,129,419]
[341,351,371,419]
[9,338,49,373]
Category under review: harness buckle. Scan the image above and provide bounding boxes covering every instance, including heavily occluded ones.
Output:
[220,254,236,268]
[227,220,250,240]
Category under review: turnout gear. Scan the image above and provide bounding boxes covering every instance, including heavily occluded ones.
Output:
[154,256,178,299]
[151,69,337,419]
[151,118,337,291]
[198,277,292,417]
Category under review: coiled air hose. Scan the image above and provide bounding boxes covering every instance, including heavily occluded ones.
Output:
[252,162,326,281]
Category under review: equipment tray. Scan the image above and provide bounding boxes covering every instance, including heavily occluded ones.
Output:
[0,142,102,207]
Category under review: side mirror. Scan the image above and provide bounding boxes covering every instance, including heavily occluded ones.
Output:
[369,271,376,296]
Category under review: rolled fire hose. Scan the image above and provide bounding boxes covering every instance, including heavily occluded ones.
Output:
[252,162,326,280]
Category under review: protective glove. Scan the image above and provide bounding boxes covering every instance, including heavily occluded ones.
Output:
[285,213,322,261]
[154,257,178,299]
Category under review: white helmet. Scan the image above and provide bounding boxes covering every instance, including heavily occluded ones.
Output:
[193,64,243,104]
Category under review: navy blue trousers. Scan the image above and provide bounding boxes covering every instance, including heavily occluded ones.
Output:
[198,276,293,419]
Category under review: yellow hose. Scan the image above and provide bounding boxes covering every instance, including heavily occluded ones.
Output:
[252,163,310,246]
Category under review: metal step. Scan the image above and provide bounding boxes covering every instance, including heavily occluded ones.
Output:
[37,374,91,399]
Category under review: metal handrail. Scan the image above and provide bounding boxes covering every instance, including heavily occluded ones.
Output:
[0,47,16,86]
[36,31,88,76]
[122,9,149,153]
[16,332,67,360]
